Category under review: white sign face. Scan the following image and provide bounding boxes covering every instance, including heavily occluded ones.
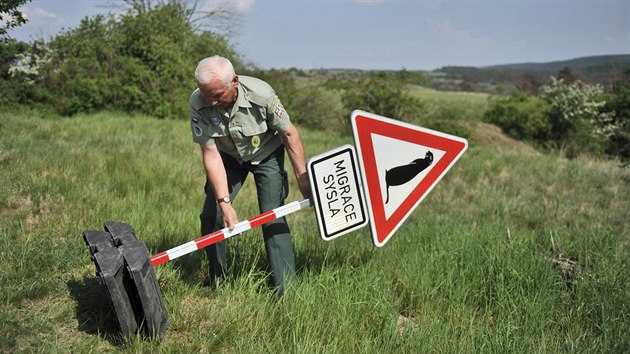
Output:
[371,134,446,219]
[307,145,369,240]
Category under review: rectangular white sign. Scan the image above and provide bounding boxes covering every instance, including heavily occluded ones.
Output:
[307,145,369,240]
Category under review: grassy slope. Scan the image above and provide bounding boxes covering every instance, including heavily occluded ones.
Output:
[409,86,490,122]
[0,108,628,352]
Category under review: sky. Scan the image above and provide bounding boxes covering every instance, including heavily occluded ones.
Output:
[7,0,630,71]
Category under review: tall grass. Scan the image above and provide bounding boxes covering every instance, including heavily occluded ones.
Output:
[410,86,489,123]
[1,109,628,352]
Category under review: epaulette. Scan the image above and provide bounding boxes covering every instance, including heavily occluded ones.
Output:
[240,76,275,107]
[245,90,270,107]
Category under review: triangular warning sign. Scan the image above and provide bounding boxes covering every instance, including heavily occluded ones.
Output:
[351,110,468,247]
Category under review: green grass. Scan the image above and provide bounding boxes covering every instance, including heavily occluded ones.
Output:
[410,85,489,123]
[1,108,628,352]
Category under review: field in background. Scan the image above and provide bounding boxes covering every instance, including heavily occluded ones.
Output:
[409,86,489,124]
[1,107,628,352]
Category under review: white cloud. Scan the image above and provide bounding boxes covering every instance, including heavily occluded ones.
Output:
[198,0,255,14]
[235,0,255,12]
[23,7,65,26]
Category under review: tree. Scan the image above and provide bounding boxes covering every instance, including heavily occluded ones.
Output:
[516,72,540,95]
[0,0,42,108]
[557,66,579,84]
[0,38,37,107]
[341,71,425,123]
[1,38,28,78]
[398,68,428,87]
[484,92,551,143]
[31,3,241,118]
[485,76,625,160]
[539,77,613,158]
[104,0,243,38]
[0,0,29,43]
[602,69,630,163]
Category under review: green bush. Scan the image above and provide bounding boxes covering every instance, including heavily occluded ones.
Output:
[539,77,611,158]
[341,71,425,123]
[485,78,621,159]
[484,92,551,143]
[291,85,346,132]
[24,4,241,119]
[602,70,630,163]
[0,39,35,108]
[398,68,428,87]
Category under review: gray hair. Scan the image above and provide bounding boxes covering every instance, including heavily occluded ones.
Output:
[195,56,235,86]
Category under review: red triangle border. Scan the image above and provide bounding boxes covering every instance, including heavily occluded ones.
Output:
[352,112,468,246]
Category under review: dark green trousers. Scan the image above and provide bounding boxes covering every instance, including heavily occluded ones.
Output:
[200,146,295,296]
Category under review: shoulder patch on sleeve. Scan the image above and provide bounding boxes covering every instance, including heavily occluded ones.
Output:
[268,96,286,118]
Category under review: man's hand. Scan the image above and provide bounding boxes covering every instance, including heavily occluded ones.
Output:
[219,202,238,230]
[200,144,238,229]
[296,172,311,198]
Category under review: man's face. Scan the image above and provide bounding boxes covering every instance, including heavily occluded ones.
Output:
[198,75,238,110]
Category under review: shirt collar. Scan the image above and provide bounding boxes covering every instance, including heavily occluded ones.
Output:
[234,82,252,110]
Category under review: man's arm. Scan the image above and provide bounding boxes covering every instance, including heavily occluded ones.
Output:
[200,144,238,230]
[280,123,311,198]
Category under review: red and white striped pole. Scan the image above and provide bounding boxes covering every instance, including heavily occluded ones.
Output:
[150,198,312,267]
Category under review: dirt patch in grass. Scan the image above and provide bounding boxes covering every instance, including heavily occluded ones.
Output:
[4,195,45,231]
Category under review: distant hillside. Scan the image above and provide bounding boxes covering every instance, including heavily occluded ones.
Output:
[430,54,630,93]
[484,54,630,71]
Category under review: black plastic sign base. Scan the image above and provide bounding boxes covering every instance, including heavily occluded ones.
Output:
[83,222,168,340]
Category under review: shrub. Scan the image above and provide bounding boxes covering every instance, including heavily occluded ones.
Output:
[0,39,43,108]
[485,78,619,159]
[23,4,241,119]
[291,84,346,132]
[341,71,425,123]
[602,70,630,163]
[539,77,612,158]
[484,92,551,144]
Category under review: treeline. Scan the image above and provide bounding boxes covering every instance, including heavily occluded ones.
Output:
[2,3,241,118]
[0,1,428,131]
[0,3,419,127]
[1,3,629,163]
[484,74,630,161]
[431,55,630,93]
[234,68,431,134]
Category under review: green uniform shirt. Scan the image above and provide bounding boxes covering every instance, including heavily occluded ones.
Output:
[189,76,290,165]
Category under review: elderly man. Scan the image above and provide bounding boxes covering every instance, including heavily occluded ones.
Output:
[189,55,310,296]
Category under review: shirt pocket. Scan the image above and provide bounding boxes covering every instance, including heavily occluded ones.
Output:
[238,120,268,137]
